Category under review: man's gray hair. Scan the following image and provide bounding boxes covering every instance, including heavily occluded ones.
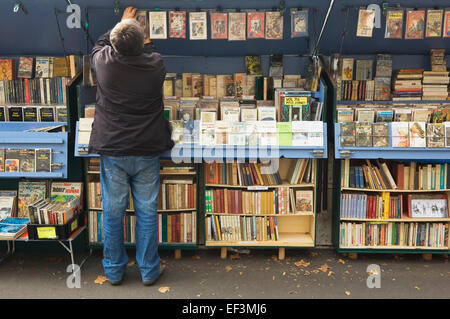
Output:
[110,19,145,56]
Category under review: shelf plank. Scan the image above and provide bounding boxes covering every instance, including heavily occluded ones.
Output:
[206,232,314,247]
[340,217,450,222]
[206,213,314,217]
[205,183,315,189]
[337,100,450,105]
[342,187,450,193]
[339,245,448,250]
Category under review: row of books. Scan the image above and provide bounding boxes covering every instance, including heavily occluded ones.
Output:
[206,214,279,242]
[339,55,392,82]
[204,189,313,215]
[339,122,450,148]
[392,69,449,100]
[339,222,449,248]
[158,180,197,210]
[204,162,282,186]
[342,160,450,190]
[336,105,450,123]
[162,94,322,123]
[0,77,70,105]
[27,197,80,225]
[0,148,52,173]
[0,56,81,80]
[164,72,308,100]
[340,192,448,219]
[89,211,197,244]
[0,105,66,122]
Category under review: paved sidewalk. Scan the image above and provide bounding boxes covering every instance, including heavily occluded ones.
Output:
[0,248,448,299]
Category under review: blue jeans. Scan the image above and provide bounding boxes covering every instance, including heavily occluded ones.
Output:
[100,155,160,282]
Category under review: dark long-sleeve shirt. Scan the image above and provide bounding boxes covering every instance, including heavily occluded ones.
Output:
[88,31,174,156]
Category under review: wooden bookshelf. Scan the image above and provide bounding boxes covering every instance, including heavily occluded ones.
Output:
[85,159,200,258]
[204,158,318,259]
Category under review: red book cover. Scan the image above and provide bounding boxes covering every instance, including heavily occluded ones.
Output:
[210,12,228,39]
[220,189,224,214]
[407,194,412,217]
[24,79,30,103]
[247,12,265,39]
[235,190,239,214]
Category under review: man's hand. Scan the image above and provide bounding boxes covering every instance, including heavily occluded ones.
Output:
[121,6,137,21]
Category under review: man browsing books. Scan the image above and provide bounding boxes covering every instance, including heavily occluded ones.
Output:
[89,6,174,286]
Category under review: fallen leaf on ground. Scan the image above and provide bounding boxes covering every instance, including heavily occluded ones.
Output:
[311,270,320,274]
[282,272,286,276]
[192,255,200,259]
[414,286,420,290]
[127,261,136,267]
[271,255,278,261]
[158,286,170,294]
[318,263,330,272]
[303,271,311,276]
[338,259,346,264]
[161,259,167,264]
[368,268,378,275]
[225,266,232,272]
[94,275,108,285]
[328,271,334,277]
[311,252,318,257]
[345,291,351,296]
[230,253,240,260]
[272,276,275,280]
[294,259,310,267]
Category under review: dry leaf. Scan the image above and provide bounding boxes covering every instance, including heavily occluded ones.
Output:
[161,259,167,264]
[282,272,286,276]
[294,259,310,267]
[158,286,170,294]
[304,271,311,276]
[94,275,108,285]
[272,276,275,280]
[311,270,320,274]
[127,261,136,267]
[225,265,232,272]
[328,271,334,277]
[318,263,330,272]
[271,255,278,261]
[311,252,318,257]
[414,286,420,290]
[368,268,378,275]
[338,259,346,264]
[345,291,351,296]
[192,255,200,259]
[230,253,240,260]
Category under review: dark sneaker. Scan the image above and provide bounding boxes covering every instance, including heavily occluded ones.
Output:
[142,264,166,286]
[108,274,125,286]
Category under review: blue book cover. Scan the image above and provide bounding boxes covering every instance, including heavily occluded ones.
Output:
[252,216,257,240]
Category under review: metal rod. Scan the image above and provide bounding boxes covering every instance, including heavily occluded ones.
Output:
[312,0,335,57]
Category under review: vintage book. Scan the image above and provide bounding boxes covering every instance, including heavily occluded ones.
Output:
[135,10,147,30]
[169,11,186,39]
[82,55,97,86]
[35,57,50,78]
[405,9,425,39]
[240,108,257,122]
[444,10,450,37]
[39,106,56,122]
[356,109,375,122]
[409,195,448,218]
[221,104,240,122]
[35,148,52,172]
[200,122,215,145]
[339,122,356,147]
[182,73,193,97]
[427,123,445,148]
[277,122,292,146]
[0,59,15,80]
[7,106,23,122]
[337,108,354,122]
[412,109,432,122]
[18,181,48,218]
[52,57,70,77]
[149,11,167,39]
[0,196,16,220]
[228,122,246,145]
[19,149,35,173]
[340,58,354,81]
[245,121,259,145]
[269,54,283,77]
[375,110,394,122]
[0,217,29,240]
[182,120,200,144]
[170,120,184,145]
[233,73,246,98]
[355,60,373,81]
[17,57,34,78]
[409,122,426,147]
[0,106,5,121]
[257,106,276,121]
[373,123,389,147]
[210,12,228,39]
[247,12,265,39]
[265,11,283,40]
[291,9,308,38]
[257,121,277,145]
[426,9,443,37]
[214,120,229,145]
[56,106,67,122]
[228,12,246,41]
[374,77,391,100]
[189,12,207,40]
[375,54,393,77]
[355,122,373,147]
[391,122,410,147]
[385,9,404,39]
[0,149,4,172]
[295,191,313,214]
[191,73,203,98]
[356,8,375,37]
[245,56,262,75]
[445,122,450,147]
[5,149,20,172]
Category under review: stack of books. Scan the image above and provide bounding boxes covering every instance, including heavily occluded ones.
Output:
[422,71,449,100]
[392,69,423,101]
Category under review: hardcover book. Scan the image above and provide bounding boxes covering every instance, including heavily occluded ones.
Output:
[247,12,265,39]
[355,122,373,147]
[425,9,443,37]
[427,123,445,148]
[290,9,308,38]
[374,77,391,100]
[356,8,375,37]
[372,123,389,147]
[0,217,30,240]
[35,148,52,172]
[0,59,15,80]
[295,191,313,214]
[169,11,186,39]
[210,12,227,39]
[0,196,15,220]
[409,122,426,147]
[23,106,38,122]
[214,120,229,145]
[265,12,283,40]
[189,12,207,40]
[149,11,168,39]
[339,122,356,147]
[405,9,425,39]
[136,10,147,30]
[228,12,246,41]
[52,57,70,77]
[385,9,404,39]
